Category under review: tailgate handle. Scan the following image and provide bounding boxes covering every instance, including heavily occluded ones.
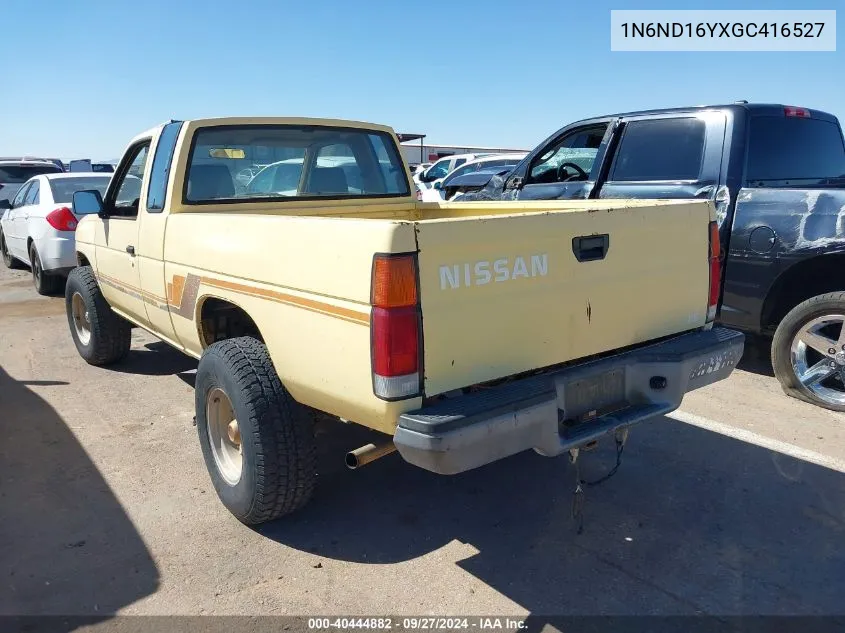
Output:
[572,234,609,262]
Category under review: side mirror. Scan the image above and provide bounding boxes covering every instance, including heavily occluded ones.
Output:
[0,199,11,211]
[73,189,106,218]
[433,180,442,190]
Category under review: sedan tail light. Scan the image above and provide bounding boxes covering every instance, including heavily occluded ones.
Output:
[45,207,78,232]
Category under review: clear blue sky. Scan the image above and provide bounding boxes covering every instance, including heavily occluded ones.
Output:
[0,0,841,159]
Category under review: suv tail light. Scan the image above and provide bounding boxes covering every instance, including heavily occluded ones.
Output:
[46,206,78,232]
[371,253,422,400]
[707,221,720,326]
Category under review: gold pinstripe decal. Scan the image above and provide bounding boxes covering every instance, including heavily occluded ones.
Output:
[94,271,369,326]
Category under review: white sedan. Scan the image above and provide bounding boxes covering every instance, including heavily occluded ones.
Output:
[0,173,111,294]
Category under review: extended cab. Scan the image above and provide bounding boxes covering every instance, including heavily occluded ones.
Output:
[461,103,845,411]
[65,117,743,525]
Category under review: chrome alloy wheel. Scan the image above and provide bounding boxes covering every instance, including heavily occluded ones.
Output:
[790,314,845,407]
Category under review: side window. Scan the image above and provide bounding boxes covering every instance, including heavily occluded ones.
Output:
[426,159,451,180]
[24,181,40,205]
[527,125,607,184]
[453,158,466,169]
[110,143,151,218]
[609,118,706,182]
[146,122,183,212]
[12,183,31,208]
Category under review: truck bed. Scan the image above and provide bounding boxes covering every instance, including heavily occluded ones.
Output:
[164,197,714,423]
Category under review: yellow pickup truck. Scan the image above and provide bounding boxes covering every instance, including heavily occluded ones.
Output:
[65,117,744,525]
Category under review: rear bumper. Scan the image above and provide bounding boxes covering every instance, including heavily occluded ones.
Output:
[35,234,76,272]
[393,327,745,474]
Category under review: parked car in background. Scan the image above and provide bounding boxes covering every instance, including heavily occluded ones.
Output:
[0,173,111,293]
[419,153,527,202]
[415,153,489,189]
[0,159,63,206]
[462,102,845,411]
[442,164,518,201]
[92,163,115,173]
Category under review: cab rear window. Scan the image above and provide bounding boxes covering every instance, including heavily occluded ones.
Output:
[746,116,845,185]
[184,125,410,204]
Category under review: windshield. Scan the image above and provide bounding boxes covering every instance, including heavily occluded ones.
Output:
[0,164,62,183]
[186,125,410,203]
[443,159,522,186]
[48,176,111,204]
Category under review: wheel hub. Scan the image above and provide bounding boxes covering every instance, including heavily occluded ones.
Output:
[206,387,243,485]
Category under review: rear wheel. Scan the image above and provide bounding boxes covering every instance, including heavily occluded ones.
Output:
[0,230,23,269]
[30,243,63,295]
[772,292,845,412]
[195,336,317,525]
[65,265,132,365]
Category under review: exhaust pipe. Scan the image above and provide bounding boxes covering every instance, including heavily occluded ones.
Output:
[345,442,397,469]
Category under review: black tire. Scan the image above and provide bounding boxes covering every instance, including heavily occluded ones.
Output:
[30,243,63,295]
[772,291,845,412]
[65,265,132,365]
[0,229,24,269]
[195,336,317,525]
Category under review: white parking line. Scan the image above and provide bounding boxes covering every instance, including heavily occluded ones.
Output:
[669,410,845,474]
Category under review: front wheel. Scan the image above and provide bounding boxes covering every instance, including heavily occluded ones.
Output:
[772,292,845,412]
[65,266,132,365]
[195,336,317,525]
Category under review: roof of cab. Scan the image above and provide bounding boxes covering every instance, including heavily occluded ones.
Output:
[124,117,399,149]
[186,116,397,134]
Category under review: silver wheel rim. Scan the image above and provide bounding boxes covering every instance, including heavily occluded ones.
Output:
[790,313,845,406]
[32,251,41,282]
[206,387,243,485]
[71,292,92,346]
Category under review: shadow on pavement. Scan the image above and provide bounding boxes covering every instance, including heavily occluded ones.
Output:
[104,340,197,377]
[0,365,159,618]
[259,414,845,616]
[736,334,775,378]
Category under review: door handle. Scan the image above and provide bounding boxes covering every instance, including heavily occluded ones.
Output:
[572,234,609,262]
[126,245,135,256]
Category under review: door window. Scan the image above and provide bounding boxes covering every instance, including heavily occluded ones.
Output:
[24,181,40,205]
[110,143,150,218]
[11,183,32,208]
[609,118,706,182]
[527,125,607,184]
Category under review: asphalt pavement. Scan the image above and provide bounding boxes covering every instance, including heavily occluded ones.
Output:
[1,263,844,622]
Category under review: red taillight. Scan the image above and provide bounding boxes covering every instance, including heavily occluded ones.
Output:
[373,307,419,376]
[707,221,720,323]
[371,253,421,400]
[784,106,811,118]
[45,206,77,232]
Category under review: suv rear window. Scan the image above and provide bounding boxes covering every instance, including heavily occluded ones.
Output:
[746,116,845,185]
[0,164,62,183]
[610,118,706,182]
[185,125,410,203]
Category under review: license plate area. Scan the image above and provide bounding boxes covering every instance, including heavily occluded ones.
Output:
[559,367,628,429]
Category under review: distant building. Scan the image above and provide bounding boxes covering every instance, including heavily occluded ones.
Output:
[397,134,529,166]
